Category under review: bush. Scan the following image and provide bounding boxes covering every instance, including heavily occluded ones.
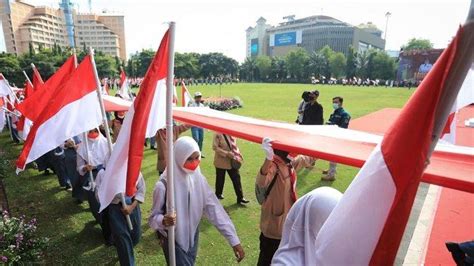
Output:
[206,97,243,111]
[0,212,48,264]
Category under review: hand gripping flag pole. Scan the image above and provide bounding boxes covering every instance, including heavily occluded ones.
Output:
[89,47,133,230]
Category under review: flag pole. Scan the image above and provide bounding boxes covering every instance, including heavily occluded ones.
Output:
[166,21,177,266]
[427,2,474,157]
[89,47,133,231]
[70,49,96,192]
[22,71,33,87]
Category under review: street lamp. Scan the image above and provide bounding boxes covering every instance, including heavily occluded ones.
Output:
[384,11,392,41]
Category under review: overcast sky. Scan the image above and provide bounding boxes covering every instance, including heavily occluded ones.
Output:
[1,0,471,62]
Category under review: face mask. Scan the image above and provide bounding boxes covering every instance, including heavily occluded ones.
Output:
[332,103,340,110]
[87,131,99,140]
[183,159,200,172]
[117,112,125,119]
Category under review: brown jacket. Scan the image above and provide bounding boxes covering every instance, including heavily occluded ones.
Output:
[212,133,236,170]
[156,124,191,172]
[256,161,295,239]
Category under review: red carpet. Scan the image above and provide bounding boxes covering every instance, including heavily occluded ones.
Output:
[425,105,474,265]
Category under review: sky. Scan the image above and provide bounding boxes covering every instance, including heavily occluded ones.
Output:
[1,0,471,62]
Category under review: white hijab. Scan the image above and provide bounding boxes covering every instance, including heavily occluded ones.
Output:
[272,187,342,265]
[77,131,109,167]
[161,136,207,252]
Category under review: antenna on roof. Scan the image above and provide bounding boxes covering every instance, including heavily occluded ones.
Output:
[283,15,295,22]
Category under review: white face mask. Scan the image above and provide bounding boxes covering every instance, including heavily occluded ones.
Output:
[332,103,340,110]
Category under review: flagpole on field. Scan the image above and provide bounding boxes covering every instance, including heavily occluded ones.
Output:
[89,47,134,231]
[70,49,96,193]
[166,21,177,266]
[427,2,474,156]
[22,71,33,87]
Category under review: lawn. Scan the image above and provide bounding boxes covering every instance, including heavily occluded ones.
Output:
[0,83,414,265]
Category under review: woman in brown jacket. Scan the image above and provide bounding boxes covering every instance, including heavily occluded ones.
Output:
[212,133,249,205]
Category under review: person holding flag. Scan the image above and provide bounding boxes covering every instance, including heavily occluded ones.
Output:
[255,138,297,266]
[76,128,112,244]
[149,136,245,265]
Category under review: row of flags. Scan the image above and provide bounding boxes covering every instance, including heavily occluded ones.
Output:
[0,22,471,265]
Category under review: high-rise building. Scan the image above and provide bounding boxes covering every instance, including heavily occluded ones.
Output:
[246,15,385,58]
[0,0,127,60]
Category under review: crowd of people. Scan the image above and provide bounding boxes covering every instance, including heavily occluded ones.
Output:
[3,88,356,266]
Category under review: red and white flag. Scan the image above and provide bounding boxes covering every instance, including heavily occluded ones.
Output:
[441,64,473,143]
[0,74,13,97]
[32,65,44,89]
[98,30,170,211]
[17,56,76,123]
[16,81,34,140]
[16,55,102,172]
[314,26,471,265]
[119,69,131,100]
[181,81,193,107]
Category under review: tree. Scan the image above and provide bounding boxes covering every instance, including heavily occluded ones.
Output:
[285,48,309,82]
[306,51,326,79]
[133,49,155,77]
[255,55,271,81]
[0,53,22,86]
[93,51,118,77]
[329,52,347,78]
[345,46,357,78]
[239,57,258,82]
[270,56,287,82]
[356,50,370,78]
[318,45,334,78]
[402,38,433,51]
[371,51,397,80]
[175,52,200,78]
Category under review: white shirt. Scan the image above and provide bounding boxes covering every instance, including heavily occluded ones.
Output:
[148,136,240,252]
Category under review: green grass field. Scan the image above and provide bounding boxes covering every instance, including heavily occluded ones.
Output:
[0,83,414,265]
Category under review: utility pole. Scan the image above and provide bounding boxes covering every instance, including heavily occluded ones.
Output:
[384,11,392,41]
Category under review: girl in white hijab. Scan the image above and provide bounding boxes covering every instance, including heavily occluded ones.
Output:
[272,187,342,265]
[149,136,245,265]
[76,128,112,244]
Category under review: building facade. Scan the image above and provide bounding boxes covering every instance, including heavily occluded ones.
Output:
[246,15,385,58]
[0,0,126,60]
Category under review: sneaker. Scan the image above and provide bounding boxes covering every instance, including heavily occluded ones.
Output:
[216,194,224,200]
[322,170,329,175]
[321,174,336,181]
[201,154,206,159]
[237,198,249,205]
[65,184,72,192]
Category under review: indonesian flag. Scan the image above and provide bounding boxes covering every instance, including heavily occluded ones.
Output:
[16,55,102,172]
[119,69,131,100]
[17,56,76,123]
[441,64,474,143]
[0,74,13,97]
[181,81,192,107]
[98,30,170,211]
[16,81,34,139]
[314,26,472,265]
[32,65,44,89]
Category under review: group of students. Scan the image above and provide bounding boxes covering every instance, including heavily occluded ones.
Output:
[11,89,353,266]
